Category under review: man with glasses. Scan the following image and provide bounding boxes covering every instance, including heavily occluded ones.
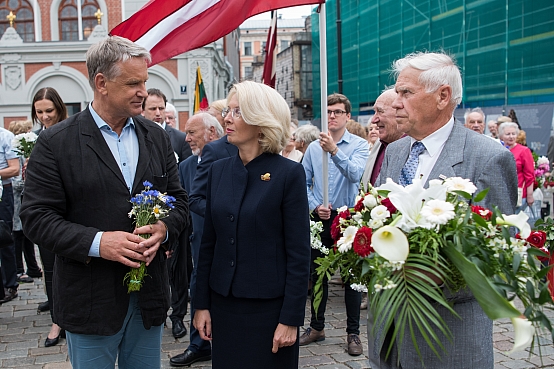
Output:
[300,93,369,356]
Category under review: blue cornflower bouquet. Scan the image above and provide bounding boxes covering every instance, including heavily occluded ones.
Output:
[125,181,175,293]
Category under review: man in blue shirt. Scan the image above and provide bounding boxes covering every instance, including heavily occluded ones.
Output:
[300,93,369,356]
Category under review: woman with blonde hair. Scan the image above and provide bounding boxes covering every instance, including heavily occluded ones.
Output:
[208,99,227,131]
[194,81,310,368]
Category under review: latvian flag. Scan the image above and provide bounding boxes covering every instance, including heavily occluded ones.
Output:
[110,0,325,66]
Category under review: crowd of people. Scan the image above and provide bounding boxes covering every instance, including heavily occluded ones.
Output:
[0,35,536,369]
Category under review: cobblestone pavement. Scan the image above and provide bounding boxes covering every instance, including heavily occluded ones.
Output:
[1,271,553,368]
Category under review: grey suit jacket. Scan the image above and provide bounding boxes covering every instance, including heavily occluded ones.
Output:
[370,122,517,369]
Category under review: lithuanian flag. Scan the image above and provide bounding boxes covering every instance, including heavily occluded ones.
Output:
[194,66,209,113]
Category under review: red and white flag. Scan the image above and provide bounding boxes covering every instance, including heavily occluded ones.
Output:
[262,11,278,88]
[110,0,324,66]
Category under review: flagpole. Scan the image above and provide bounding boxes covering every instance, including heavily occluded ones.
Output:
[319,3,329,208]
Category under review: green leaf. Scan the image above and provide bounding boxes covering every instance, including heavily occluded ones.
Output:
[473,188,489,203]
[442,244,521,320]
[512,253,521,274]
[451,190,472,200]
[471,213,488,228]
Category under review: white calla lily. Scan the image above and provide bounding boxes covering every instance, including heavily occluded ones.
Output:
[372,225,409,262]
[497,212,531,239]
[508,316,535,353]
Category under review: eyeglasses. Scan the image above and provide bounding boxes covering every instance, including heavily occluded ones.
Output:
[222,107,242,119]
[327,109,347,117]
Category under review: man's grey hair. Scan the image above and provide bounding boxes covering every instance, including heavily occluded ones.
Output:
[86,36,151,89]
[464,107,485,121]
[393,51,462,107]
[195,112,224,139]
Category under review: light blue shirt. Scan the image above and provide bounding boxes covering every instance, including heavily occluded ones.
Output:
[303,129,369,211]
[0,127,18,186]
[88,102,139,257]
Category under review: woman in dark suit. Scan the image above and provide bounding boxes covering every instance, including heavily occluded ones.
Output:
[193,81,311,368]
[31,87,68,347]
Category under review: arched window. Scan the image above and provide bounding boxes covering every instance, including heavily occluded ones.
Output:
[0,0,35,42]
[59,0,100,41]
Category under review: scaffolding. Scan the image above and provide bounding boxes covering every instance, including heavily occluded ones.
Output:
[312,0,554,118]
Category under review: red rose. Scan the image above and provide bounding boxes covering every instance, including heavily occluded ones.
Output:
[381,198,397,214]
[330,210,351,242]
[527,230,547,248]
[471,205,492,221]
[354,197,365,212]
[353,226,374,257]
[537,246,550,262]
[330,216,341,241]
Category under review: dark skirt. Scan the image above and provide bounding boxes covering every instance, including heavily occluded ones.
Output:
[210,291,299,369]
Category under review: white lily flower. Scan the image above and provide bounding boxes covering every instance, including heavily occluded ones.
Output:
[337,226,357,253]
[377,178,447,232]
[497,212,531,239]
[363,194,378,209]
[443,177,477,194]
[372,226,409,262]
[370,205,390,221]
[420,199,455,225]
[509,316,535,353]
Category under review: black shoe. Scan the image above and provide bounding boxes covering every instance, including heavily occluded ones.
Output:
[0,288,18,303]
[170,349,211,367]
[45,329,65,347]
[16,274,34,283]
[27,270,43,278]
[38,301,50,312]
[172,320,187,339]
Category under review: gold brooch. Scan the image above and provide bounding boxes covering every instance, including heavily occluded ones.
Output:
[261,173,271,181]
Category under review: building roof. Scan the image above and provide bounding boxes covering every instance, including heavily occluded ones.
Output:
[240,18,307,30]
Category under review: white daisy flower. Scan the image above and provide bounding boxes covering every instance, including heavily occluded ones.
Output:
[337,226,358,253]
[420,199,455,225]
[444,177,477,194]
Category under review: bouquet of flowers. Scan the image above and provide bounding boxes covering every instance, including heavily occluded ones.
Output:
[12,132,38,158]
[534,155,550,190]
[312,177,553,363]
[125,181,175,293]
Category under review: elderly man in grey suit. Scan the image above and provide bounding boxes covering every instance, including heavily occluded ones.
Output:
[370,52,517,369]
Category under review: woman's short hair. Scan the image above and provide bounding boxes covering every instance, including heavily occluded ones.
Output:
[346,120,367,139]
[295,124,320,145]
[393,51,462,107]
[31,87,68,126]
[209,99,226,114]
[86,36,151,89]
[498,121,519,138]
[227,81,291,154]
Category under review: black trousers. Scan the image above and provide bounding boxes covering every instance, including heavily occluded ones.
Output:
[38,246,56,318]
[169,226,190,322]
[14,230,41,275]
[309,211,361,335]
[0,186,18,290]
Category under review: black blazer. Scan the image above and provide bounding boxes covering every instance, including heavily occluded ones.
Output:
[188,136,238,217]
[165,125,192,163]
[20,108,188,335]
[195,153,310,326]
